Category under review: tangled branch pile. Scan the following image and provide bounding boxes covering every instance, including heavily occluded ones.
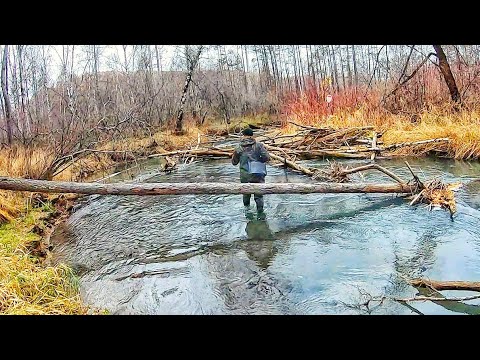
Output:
[409,178,462,216]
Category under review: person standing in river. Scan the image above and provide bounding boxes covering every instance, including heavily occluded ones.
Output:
[232,127,270,214]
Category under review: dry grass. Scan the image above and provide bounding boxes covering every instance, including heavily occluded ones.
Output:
[0,146,52,224]
[0,145,54,179]
[0,206,91,314]
[383,108,480,159]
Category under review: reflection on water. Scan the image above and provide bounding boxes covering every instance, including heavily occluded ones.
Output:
[243,210,276,270]
[50,156,480,314]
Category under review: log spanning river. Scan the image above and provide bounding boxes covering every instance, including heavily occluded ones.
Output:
[50,156,480,314]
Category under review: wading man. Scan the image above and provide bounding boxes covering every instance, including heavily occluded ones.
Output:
[232,128,270,213]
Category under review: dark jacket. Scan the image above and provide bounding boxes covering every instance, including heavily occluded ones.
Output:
[232,137,270,178]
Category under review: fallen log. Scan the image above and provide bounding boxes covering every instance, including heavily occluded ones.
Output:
[148,149,232,158]
[288,122,373,134]
[263,144,301,156]
[328,147,383,153]
[262,132,309,141]
[414,283,480,315]
[409,278,480,292]
[0,176,416,196]
[304,150,372,159]
[312,162,407,184]
[370,132,378,161]
[288,121,333,132]
[383,138,450,151]
[355,139,383,145]
[337,163,406,184]
[267,151,315,176]
[375,294,480,303]
[312,128,360,145]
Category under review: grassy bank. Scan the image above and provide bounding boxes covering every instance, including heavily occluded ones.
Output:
[0,203,91,314]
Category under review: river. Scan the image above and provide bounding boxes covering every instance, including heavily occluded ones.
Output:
[50,156,480,314]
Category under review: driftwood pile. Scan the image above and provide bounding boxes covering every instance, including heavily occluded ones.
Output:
[408,178,462,215]
[249,121,450,160]
[149,121,451,172]
[200,121,450,163]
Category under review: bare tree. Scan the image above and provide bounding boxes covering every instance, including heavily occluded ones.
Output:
[1,45,13,145]
[433,45,461,107]
[175,45,204,133]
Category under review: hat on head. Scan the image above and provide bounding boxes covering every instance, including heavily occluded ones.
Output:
[242,128,254,136]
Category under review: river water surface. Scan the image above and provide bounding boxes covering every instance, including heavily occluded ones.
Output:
[50,156,480,314]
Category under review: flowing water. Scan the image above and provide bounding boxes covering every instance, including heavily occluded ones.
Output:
[50,156,480,315]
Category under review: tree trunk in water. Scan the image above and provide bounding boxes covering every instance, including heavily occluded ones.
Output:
[1,45,13,145]
[433,45,461,108]
[0,176,417,196]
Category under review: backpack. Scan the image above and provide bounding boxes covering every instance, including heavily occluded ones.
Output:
[247,160,267,175]
[246,144,267,176]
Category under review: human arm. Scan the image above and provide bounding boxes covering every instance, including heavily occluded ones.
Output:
[256,143,270,163]
[232,146,241,165]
